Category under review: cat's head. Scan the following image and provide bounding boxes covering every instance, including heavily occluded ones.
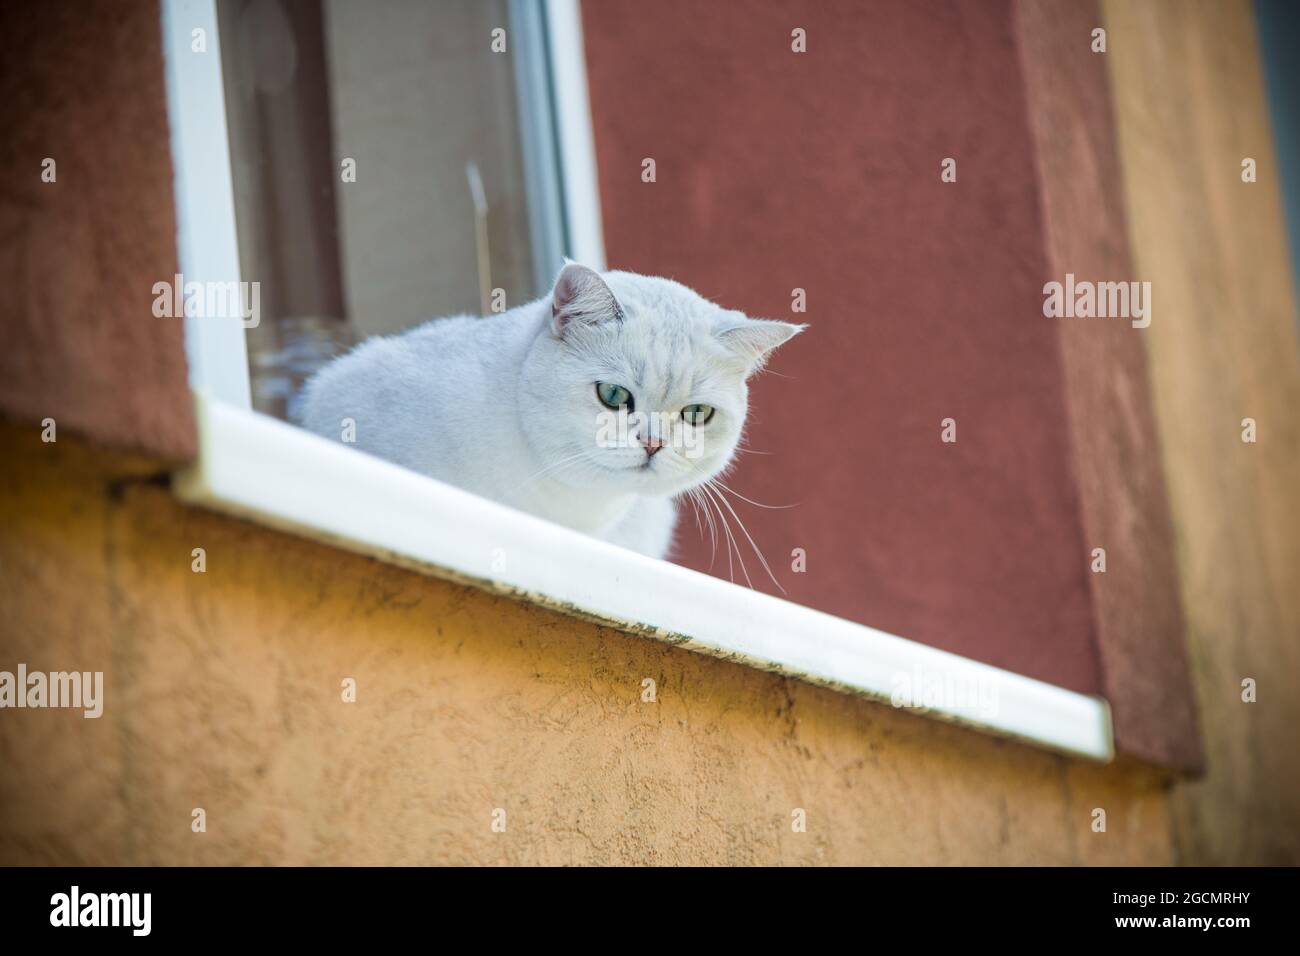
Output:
[519,263,803,498]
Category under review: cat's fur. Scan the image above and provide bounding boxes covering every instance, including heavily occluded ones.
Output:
[299,264,802,559]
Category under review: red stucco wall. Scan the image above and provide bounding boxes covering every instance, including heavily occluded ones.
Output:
[0,1,196,461]
[582,0,1101,694]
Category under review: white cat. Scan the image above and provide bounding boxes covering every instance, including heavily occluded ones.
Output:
[299,264,802,560]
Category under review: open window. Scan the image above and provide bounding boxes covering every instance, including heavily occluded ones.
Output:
[162,0,1114,761]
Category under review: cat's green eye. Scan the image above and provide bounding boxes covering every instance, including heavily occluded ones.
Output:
[596,382,633,411]
[682,403,715,425]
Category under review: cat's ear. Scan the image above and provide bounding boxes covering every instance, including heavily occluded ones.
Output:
[715,314,805,373]
[550,263,623,337]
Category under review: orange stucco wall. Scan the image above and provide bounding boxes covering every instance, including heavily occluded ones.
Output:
[0,424,1173,865]
[1103,0,1300,864]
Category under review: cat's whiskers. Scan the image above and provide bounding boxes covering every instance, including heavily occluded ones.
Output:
[683,486,719,570]
[521,449,592,486]
[704,478,785,594]
[680,458,787,594]
[710,479,798,510]
[699,481,747,588]
[699,489,720,568]
[685,464,740,584]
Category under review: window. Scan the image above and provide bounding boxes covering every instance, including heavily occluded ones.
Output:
[216,0,573,420]
[161,0,1113,760]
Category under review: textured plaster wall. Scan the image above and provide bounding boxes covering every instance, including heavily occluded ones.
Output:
[0,425,1173,865]
[580,0,1106,698]
[1014,0,1199,771]
[1103,0,1300,864]
[0,1,195,461]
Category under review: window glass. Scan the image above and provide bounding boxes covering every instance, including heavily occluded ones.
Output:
[217,0,550,420]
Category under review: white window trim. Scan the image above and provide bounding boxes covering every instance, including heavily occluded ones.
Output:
[162,0,1114,761]
[162,0,252,409]
[543,0,607,270]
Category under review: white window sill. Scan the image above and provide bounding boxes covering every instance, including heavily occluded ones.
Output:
[173,391,1114,761]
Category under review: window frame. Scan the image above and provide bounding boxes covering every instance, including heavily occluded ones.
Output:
[161,0,1114,761]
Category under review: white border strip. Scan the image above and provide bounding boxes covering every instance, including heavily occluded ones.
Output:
[174,394,1115,761]
[161,0,251,408]
[544,0,608,270]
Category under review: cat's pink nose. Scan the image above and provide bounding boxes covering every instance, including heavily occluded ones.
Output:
[643,437,666,457]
